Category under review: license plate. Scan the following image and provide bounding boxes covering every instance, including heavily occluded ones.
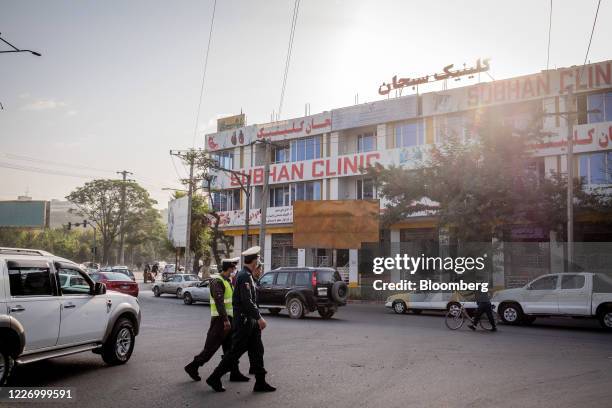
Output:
[121,285,131,290]
[317,288,328,296]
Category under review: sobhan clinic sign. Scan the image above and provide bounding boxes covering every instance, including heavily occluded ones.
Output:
[422,59,612,116]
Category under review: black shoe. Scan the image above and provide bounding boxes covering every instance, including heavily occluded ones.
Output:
[184,362,201,381]
[230,371,250,382]
[468,324,476,331]
[253,375,276,392]
[206,376,226,392]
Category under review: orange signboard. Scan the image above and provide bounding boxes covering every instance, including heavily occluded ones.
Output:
[293,200,380,249]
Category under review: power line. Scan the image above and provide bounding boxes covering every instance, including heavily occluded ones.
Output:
[192,0,218,148]
[546,0,553,70]
[278,0,301,120]
[0,161,100,179]
[2,152,116,175]
[583,0,602,67]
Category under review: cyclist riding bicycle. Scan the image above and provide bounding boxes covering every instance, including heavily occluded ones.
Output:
[469,289,497,332]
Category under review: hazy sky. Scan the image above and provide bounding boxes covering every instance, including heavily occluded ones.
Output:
[1,0,610,208]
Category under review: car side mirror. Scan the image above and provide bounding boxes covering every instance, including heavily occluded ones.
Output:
[94,282,106,295]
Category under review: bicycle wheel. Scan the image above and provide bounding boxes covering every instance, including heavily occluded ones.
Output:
[478,315,496,331]
[445,311,465,330]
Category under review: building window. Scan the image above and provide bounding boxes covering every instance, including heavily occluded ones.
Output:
[357,178,376,200]
[272,144,290,163]
[587,92,612,123]
[291,181,321,201]
[357,133,376,153]
[212,150,233,170]
[212,189,240,211]
[395,121,424,147]
[291,136,322,162]
[579,151,612,185]
[270,185,290,207]
[435,114,465,143]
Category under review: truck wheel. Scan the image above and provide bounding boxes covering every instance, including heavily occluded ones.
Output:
[153,286,161,297]
[499,303,523,325]
[183,292,193,305]
[318,307,335,319]
[331,281,348,303]
[268,308,281,316]
[287,298,305,319]
[0,348,12,386]
[101,318,136,365]
[598,309,612,331]
[392,301,407,314]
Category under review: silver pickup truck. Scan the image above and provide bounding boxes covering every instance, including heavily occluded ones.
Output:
[492,272,612,330]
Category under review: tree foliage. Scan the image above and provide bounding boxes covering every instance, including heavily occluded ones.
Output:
[66,179,158,264]
[367,112,606,243]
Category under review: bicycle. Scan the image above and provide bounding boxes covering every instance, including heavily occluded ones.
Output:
[445,303,496,331]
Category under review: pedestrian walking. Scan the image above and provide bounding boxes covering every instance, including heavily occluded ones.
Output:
[184,257,250,382]
[206,246,276,393]
[469,290,497,332]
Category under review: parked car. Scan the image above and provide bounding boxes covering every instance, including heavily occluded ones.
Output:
[152,274,200,298]
[104,265,136,282]
[385,291,477,315]
[492,272,612,330]
[256,267,348,319]
[182,279,212,305]
[90,272,139,297]
[59,273,90,291]
[0,247,141,386]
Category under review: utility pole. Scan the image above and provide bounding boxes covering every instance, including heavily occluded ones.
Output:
[258,140,272,264]
[185,155,195,272]
[117,170,133,265]
[244,173,251,250]
[544,86,599,270]
[565,89,575,269]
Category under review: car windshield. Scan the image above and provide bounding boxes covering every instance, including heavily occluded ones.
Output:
[184,275,199,281]
[102,272,133,281]
[113,269,132,275]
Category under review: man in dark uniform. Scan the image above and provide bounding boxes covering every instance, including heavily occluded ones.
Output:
[206,246,276,393]
[184,257,249,382]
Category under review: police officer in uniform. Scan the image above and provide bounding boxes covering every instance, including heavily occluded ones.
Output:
[184,257,249,382]
[206,246,276,393]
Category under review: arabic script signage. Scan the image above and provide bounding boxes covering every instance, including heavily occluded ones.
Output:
[215,206,293,227]
[531,121,612,156]
[256,112,331,141]
[378,58,491,96]
[205,112,332,152]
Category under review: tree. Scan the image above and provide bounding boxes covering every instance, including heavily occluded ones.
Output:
[367,111,602,244]
[66,179,156,264]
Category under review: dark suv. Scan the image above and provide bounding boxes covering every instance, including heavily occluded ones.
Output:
[256,267,348,319]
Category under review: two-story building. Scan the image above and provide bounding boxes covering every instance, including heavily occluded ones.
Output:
[205,59,612,290]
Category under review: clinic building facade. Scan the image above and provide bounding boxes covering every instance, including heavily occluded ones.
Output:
[205,59,612,288]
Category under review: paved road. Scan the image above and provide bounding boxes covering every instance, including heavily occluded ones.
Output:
[7,287,612,408]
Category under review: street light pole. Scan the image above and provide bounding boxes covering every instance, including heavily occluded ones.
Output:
[0,33,42,56]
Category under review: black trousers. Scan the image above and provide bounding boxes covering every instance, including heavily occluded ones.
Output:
[193,316,240,373]
[211,315,266,377]
[472,301,496,328]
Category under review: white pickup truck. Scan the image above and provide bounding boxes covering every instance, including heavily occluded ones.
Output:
[492,272,612,330]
